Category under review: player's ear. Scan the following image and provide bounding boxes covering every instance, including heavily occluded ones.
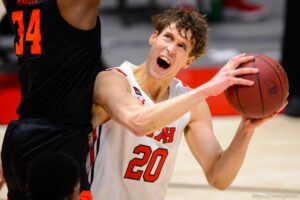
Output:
[183,56,196,69]
[149,30,158,45]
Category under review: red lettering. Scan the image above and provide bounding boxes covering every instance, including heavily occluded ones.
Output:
[146,132,154,138]
[153,127,175,144]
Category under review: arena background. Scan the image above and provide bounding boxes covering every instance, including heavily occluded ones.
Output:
[1,0,299,199]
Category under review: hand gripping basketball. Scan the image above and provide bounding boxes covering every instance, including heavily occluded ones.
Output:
[204,53,259,97]
[225,54,289,119]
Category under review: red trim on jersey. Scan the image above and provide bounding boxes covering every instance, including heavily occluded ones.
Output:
[115,68,127,77]
[92,128,97,144]
[105,67,127,77]
[79,191,92,200]
[89,128,97,165]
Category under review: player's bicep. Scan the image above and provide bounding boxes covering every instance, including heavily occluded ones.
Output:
[184,101,222,174]
[93,70,143,123]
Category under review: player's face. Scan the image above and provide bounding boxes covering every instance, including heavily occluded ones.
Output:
[147,23,195,80]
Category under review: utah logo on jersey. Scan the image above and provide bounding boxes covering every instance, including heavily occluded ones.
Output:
[133,86,145,105]
[147,127,176,144]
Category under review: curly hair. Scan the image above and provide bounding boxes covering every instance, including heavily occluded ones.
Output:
[151,7,208,57]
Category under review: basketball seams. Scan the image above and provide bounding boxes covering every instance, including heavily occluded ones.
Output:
[256,55,284,104]
[225,54,288,118]
[253,57,265,116]
[235,85,246,114]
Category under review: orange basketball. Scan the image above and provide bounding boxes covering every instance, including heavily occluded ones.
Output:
[225,54,289,119]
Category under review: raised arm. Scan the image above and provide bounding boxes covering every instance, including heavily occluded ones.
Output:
[57,0,101,30]
[93,54,259,136]
[92,69,212,136]
[185,101,287,190]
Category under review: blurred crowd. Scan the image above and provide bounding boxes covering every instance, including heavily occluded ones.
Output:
[0,0,269,69]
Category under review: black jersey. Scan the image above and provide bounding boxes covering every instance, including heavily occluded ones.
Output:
[5,0,103,124]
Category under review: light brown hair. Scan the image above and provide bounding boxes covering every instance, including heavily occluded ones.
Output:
[151,7,208,57]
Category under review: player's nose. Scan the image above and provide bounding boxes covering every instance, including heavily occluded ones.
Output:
[166,43,176,56]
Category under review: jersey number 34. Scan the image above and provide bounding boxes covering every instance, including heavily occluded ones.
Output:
[11,9,42,56]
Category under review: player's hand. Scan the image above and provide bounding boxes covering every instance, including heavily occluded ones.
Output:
[203,53,258,97]
[240,101,288,132]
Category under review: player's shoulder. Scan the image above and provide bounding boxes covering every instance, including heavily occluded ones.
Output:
[57,0,100,8]
[56,0,100,29]
[94,67,130,93]
[99,61,135,79]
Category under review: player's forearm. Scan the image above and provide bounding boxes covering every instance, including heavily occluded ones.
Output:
[122,85,211,136]
[206,129,254,190]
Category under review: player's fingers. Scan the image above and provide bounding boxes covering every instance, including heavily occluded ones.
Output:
[227,54,255,70]
[276,101,288,113]
[257,102,288,121]
[232,77,255,86]
[233,55,255,67]
[262,102,288,120]
[231,53,247,60]
[230,67,259,76]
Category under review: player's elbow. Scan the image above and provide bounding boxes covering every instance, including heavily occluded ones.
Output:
[206,170,230,191]
[208,180,229,191]
[130,128,147,137]
[119,111,150,137]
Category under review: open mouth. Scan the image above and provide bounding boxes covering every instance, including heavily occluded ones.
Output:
[157,57,170,69]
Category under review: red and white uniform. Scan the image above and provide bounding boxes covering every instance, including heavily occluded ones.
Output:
[88,61,190,200]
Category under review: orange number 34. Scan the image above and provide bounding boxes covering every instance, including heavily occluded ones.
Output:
[12,9,42,55]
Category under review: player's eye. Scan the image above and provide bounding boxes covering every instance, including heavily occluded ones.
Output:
[178,44,186,51]
[164,34,172,40]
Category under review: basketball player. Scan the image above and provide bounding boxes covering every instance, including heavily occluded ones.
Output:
[1,0,104,199]
[88,8,286,200]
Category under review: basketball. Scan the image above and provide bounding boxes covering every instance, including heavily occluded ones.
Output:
[225,54,289,119]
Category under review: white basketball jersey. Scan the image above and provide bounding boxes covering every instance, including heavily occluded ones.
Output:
[88,61,190,200]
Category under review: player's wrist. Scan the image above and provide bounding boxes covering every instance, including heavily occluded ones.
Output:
[196,83,217,99]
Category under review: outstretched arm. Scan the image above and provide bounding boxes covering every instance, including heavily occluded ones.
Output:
[185,101,287,190]
[93,54,258,135]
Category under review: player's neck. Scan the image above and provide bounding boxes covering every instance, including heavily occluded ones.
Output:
[134,64,170,102]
